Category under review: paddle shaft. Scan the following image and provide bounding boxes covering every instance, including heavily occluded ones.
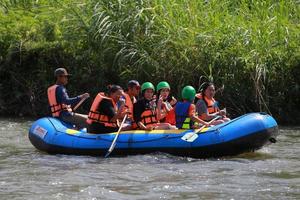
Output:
[183,116,221,142]
[194,115,221,134]
[73,96,88,111]
[105,114,128,157]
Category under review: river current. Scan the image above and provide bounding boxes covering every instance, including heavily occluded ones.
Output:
[0,118,299,200]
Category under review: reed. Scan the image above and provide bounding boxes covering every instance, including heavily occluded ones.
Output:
[0,0,299,124]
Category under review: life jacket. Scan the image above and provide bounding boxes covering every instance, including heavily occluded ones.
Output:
[140,108,157,127]
[165,108,176,125]
[123,92,135,120]
[175,102,193,129]
[47,85,72,117]
[86,92,118,127]
[196,93,219,120]
[158,101,176,125]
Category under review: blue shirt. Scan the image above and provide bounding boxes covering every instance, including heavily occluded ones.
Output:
[55,85,81,117]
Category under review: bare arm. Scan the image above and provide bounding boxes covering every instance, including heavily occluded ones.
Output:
[191,115,209,126]
[137,121,154,131]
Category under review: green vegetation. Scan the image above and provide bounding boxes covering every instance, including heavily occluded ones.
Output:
[0,0,299,124]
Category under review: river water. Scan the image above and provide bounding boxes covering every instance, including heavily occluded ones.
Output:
[0,118,299,200]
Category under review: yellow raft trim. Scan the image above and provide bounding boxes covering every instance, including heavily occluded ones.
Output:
[116,129,186,134]
[66,128,210,135]
[66,129,81,135]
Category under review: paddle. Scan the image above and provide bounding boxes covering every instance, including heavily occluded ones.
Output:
[105,114,127,158]
[73,96,89,111]
[181,115,221,142]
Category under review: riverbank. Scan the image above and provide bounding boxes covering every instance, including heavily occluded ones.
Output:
[0,1,299,124]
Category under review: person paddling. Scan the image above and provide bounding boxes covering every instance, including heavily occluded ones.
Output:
[86,85,128,134]
[47,68,89,129]
[175,86,210,129]
[195,82,230,125]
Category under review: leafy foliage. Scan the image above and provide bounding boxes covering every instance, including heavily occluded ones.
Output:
[0,0,299,124]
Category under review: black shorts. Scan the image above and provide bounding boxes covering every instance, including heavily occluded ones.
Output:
[87,122,118,134]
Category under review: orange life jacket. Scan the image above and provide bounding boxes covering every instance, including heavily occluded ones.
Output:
[140,109,157,127]
[123,92,135,120]
[86,93,118,127]
[47,85,72,117]
[196,93,219,120]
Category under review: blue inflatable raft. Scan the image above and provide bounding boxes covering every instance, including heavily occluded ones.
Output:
[28,112,278,158]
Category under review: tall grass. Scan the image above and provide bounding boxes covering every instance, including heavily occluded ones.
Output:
[0,0,299,123]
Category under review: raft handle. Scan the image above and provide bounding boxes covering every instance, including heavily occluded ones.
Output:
[269,137,277,143]
[259,112,268,115]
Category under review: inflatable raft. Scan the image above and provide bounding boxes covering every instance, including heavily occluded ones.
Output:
[28,112,278,158]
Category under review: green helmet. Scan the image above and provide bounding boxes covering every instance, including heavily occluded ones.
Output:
[156,81,170,92]
[141,82,155,92]
[181,85,196,101]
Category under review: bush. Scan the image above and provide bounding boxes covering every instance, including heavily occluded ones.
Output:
[0,0,299,124]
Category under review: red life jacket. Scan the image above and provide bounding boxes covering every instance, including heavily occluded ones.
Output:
[158,102,176,125]
[195,93,219,120]
[165,108,176,125]
[47,85,72,117]
[86,93,117,127]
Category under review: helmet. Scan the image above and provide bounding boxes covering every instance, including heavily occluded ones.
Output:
[181,86,196,101]
[156,81,170,92]
[141,82,155,92]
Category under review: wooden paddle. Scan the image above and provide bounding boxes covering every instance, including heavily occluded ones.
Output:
[105,114,128,158]
[73,96,89,111]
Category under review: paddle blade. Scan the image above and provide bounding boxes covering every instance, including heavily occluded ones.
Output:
[181,132,198,142]
[105,141,117,158]
[104,150,112,158]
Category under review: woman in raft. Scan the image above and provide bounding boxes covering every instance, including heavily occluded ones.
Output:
[133,82,177,131]
[86,85,128,134]
[195,82,230,125]
[155,81,177,125]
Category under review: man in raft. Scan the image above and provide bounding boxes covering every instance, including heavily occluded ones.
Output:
[121,80,141,130]
[47,68,90,129]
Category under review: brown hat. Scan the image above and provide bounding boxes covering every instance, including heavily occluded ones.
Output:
[54,68,71,77]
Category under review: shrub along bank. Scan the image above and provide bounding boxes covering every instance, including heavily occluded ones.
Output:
[0,0,299,124]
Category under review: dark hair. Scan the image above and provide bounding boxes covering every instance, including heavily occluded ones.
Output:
[141,89,155,100]
[107,84,123,96]
[127,80,140,89]
[156,89,173,104]
[201,82,214,97]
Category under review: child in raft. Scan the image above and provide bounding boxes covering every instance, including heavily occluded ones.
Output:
[174,86,212,129]
[155,81,177,125]
[133,82,177,131]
